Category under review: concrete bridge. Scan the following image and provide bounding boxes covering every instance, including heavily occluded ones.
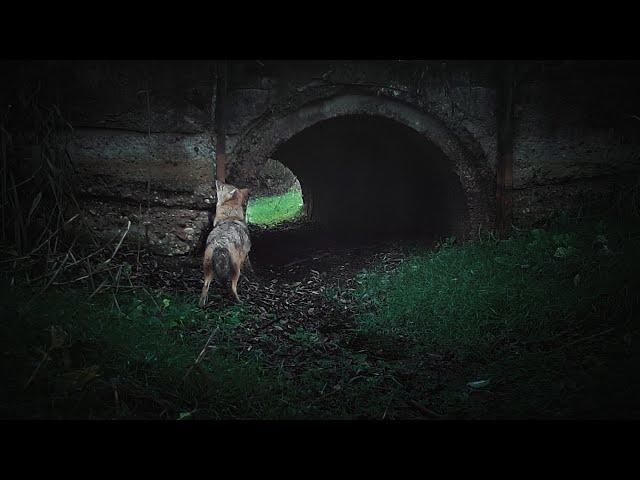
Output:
[4,60,639,254]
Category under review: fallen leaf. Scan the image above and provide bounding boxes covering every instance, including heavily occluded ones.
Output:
[467,379,491,389]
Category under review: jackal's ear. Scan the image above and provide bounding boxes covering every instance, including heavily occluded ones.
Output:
[229,188,238,199]
[240,188,250,199]
[215,180,222,193]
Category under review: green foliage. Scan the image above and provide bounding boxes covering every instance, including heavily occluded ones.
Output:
[349,216,640,417]
[246,187,304,226]
[1,213,638,419]
[0,288,293,419]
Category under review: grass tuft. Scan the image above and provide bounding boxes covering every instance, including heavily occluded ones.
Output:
[246,187,304,226]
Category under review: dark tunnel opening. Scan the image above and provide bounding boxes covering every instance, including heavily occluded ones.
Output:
[249,114,469,267]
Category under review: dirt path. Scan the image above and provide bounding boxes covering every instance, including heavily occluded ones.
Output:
[125,226,454,418]
[131,235,413,349]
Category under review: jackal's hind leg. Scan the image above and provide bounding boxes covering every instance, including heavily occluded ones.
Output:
[199,246,215,308]
[230,266,241,303]
[242,254,256,279]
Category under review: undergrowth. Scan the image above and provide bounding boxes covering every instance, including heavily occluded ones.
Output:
[349,213,640,418]
[1,211,639,419]
[0,288,293,419]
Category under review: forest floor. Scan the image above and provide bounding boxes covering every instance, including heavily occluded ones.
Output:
[2,205,640,419]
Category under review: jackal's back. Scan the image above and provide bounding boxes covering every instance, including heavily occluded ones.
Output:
[207,219,251,254]
[206,219,251,283]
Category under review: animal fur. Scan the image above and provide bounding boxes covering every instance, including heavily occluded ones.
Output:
[199,180,251,306]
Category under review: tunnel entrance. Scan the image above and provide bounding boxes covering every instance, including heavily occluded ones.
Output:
[248,114,470,269]
[275,114,467,238]
[246,159,305,227]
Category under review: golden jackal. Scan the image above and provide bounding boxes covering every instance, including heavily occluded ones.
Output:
[199,180,251,306]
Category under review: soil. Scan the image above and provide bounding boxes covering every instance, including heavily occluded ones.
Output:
[124,221,451,418]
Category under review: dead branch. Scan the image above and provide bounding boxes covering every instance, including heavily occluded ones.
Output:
[183,326,220,382]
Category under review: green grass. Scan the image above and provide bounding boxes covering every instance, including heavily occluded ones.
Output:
[0,289,296,419]
[246,187,304,226]
[1,212,639,419]
[348,215,640,418]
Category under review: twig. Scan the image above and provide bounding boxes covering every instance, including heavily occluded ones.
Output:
[407,400,445,418]
[113,263,124,296]
[50,264,121,286]
[141,287,163,315]
[256,317,280,331]
[88,278,110,299]
[112,292,122,314]
[38,237,78,294]
[24,348,50,389]
[183,326,220,381]
[105,220,131,264]
[558,327,616,350]
[84,259,96,288]
[283,252,330,268]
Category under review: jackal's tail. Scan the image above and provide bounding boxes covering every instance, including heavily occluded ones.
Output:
[213,246,232,287]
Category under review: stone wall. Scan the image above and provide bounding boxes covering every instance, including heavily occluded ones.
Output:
[3,60,639,254]
[511,61,640,221]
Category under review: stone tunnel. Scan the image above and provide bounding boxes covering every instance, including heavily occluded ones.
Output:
[228,94,489,240]
[3,60,640,255]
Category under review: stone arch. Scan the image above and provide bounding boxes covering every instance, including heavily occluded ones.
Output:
[229,93,494,237]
